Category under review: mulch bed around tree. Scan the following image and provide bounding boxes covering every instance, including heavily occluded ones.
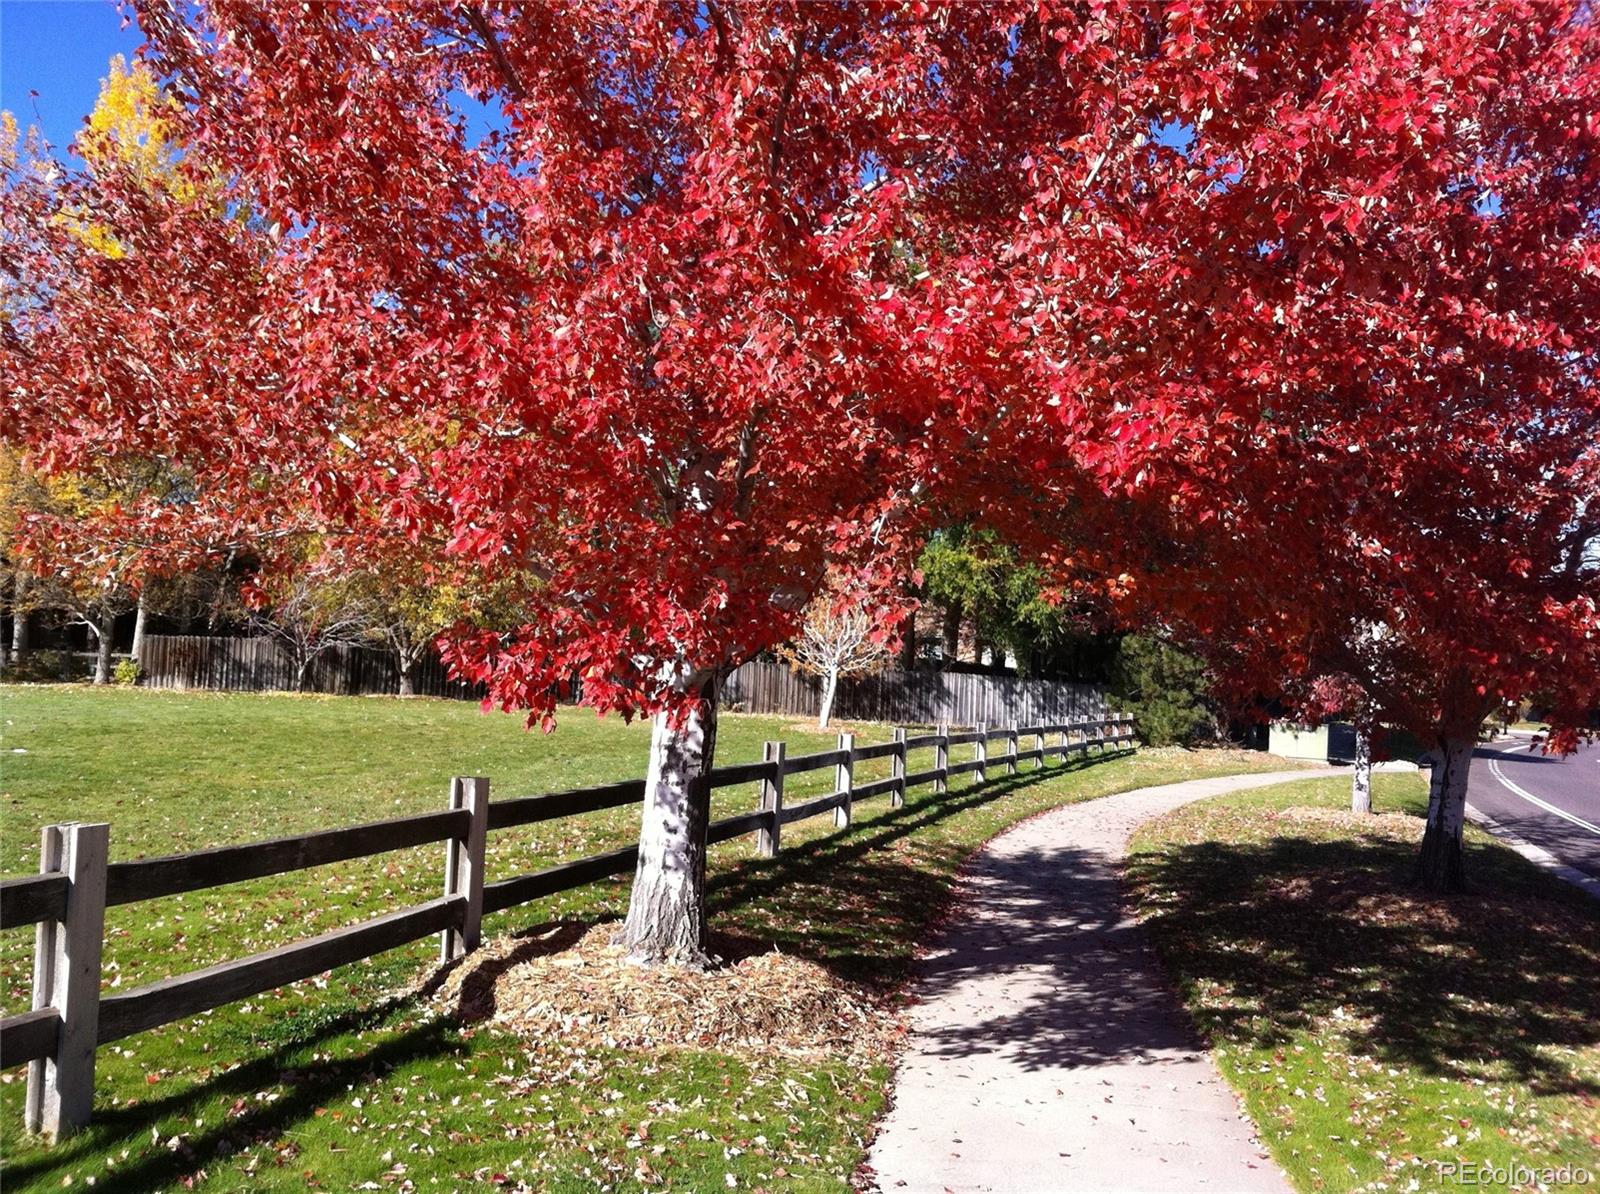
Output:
[430,921,898,1063]
[1273,805,1425,838]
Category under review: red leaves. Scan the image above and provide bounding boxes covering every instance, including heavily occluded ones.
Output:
[5,1,1596,742]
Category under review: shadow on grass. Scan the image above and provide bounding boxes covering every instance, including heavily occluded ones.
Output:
[5,750,1132,1183]
[3,999,468,1191]
[1127,830,1600,1097]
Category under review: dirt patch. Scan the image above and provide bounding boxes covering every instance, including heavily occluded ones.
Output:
[429,921,897,1063]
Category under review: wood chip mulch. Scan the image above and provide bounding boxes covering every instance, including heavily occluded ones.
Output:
[429,922,897,1063]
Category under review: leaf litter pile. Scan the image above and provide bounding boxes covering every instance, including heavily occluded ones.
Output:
[1272,805,1423,837]
[429,921,897,1064]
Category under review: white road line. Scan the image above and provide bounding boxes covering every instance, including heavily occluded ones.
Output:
[1465,803,1600,901]
[1486,756,1600,838]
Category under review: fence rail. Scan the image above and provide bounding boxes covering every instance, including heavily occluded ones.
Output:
[0,714,1133,1141]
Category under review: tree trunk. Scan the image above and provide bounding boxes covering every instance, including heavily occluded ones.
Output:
[130,591,149,669]
[818,669,839,729]
[898,613,917,670]
[10,575,28,664]
[397,659,417,697]
[941,603,962,661]
[621,677,718,967]
[296,649,316,692]
[1350,725,1372,814]
[91,614,115,685]
[1414,735,1474,892]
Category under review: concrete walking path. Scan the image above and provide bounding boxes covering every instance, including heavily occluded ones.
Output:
[869,770,1325,1193]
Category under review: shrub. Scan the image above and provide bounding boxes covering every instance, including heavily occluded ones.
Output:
[1111,635,1214,747]
[1,649,74,683]
[114,658,142,686]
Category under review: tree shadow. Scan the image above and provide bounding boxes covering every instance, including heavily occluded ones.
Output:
[1126,831,1600,1097]
[890,838,1214,1070]
[707,780,1600,1093]
[429,918,589,1023]
[3,749,1131,1181]
[3,1000,467,1192]
[706,751,1133,989]
[431,917,782,1026]
[1473,745,1565,764]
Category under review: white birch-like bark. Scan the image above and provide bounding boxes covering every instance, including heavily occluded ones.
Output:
[9,575,26,664]
[1350,725,1372,814]
[90,613,115,685]
[130,591,149,669]
[295,650,316,692]
[1415,735,1474,891]
[621,676,718,967]
[818,668,839,729]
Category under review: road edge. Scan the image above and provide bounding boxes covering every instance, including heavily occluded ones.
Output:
[1463,801,1600,902]
[1458,736,1600,902]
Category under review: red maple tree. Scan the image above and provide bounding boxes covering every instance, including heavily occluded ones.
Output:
[8,3,1595,959]
[119,0,999,964]
[955,1,1600,889]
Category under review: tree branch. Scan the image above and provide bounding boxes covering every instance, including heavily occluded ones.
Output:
[769,28,811,177]
[461,4,526,101]
[705,0,736,75]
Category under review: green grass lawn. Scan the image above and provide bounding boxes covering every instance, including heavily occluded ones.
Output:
[1128,773,1600,1194]
[0,683,1293,1191]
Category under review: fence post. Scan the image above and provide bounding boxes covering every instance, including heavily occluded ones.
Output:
[758,741,785,857]
[891,728,907,808]
[975,723,988,784]
[25,821,108,1142]
[1006,721,1019,775]
[1035,726,1047,770]
[834,732,854,828]
[935,724,949,794]
[440,776,489,963]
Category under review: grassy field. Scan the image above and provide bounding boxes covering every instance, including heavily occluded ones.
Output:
[0,684,1293,1191]
[1128,773,1600,1193]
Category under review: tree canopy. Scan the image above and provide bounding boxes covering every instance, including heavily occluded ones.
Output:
[4,1,1596,933]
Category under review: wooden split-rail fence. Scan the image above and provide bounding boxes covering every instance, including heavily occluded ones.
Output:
[0,714,1133,1141]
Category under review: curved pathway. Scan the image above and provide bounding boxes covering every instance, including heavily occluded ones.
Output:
[869,770,1323,1193]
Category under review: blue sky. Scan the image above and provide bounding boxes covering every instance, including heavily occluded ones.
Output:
[2,0,143,159]
[2,1,512,160]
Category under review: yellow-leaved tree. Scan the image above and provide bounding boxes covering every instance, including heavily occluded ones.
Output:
[3,56,212,681]
[53,54,196,257]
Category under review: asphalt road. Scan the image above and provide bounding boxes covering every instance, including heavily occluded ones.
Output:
[1466,737,1600,881]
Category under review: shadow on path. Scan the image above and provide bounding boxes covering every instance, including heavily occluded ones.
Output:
[908,840,1210,1071]
[867,772,1309,1193]
[5,750,1133,1186]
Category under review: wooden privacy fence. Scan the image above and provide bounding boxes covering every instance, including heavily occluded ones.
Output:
[723,659,1107,727]
[141,635,483,699]
[0,714,1133,1141]
[140,638,1107,727]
